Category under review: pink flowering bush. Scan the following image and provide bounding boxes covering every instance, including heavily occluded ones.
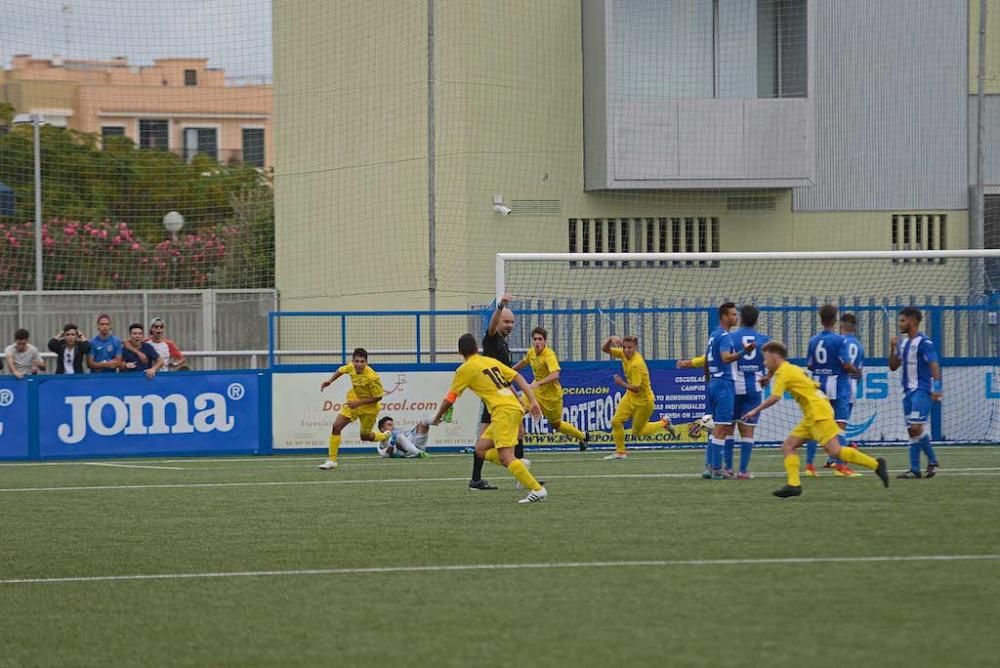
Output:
[0,218,246,290]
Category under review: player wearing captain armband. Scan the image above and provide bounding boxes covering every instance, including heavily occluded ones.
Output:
[431,334,547,504]
[317,347,390,470]
[376,416,431,459]
[889,307,942,479]
[677,302,754,479]
[731,305,770,479]
[601,335,676,460]
[742,341,889,498]
[513,326,588,450]
[804,305,861,478]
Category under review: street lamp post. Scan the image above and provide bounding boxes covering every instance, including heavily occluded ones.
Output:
[162,210,185,242]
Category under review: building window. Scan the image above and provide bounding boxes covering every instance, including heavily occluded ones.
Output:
[101,126,125,142]
[566,217,720,268]
[986,197,1000,287]
[183,127,218,162]
[891,214,946,264]
[242,128,265,168]
[139,119,169,150]
[184,69,197,86]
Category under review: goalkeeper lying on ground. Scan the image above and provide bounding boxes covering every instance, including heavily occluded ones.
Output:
[376,416,431,459]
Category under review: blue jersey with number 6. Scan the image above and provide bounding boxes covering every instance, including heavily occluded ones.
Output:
[807,330,851,402]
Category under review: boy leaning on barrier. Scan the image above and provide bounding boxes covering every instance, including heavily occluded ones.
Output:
[4,329,45,379]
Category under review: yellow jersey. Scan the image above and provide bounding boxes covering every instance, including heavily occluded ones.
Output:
[770,361,834,423]
[520,346,562,402]
[338,363,384,413]
[609,347,654,402]
[448,354,524,415]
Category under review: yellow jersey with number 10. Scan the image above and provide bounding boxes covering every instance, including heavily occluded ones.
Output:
[448,354,524,415]
[770,361,834,423]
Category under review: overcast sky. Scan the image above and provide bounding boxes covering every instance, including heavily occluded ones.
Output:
[0,0,272,81]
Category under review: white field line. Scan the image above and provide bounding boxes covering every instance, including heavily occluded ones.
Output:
[3,467,1000,493]
[2,554,997,587]
[85,463,186,471]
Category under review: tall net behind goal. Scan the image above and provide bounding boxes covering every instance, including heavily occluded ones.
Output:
[497,250,1000,445]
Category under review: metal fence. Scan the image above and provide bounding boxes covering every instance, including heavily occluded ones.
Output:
[0,289,277,370]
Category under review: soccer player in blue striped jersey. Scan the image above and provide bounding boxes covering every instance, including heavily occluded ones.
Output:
[678,302,754,479]
[817,313,866,470]
[731,305,769,479]
[803,305,857,477]
[889,307,942,478]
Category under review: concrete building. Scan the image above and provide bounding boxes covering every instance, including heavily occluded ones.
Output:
[1,55,273,169]
[273,0,997,313]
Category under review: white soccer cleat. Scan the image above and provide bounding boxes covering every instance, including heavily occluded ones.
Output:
[514,458,533,489]
[518,486,548,504]
[318,460,338,470]
[603,452,628,460]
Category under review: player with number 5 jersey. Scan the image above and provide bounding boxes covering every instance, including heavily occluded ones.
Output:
[731,305,770,478]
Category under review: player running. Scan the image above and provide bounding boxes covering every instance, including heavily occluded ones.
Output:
[431,333,546,503]
[318,347,390,469]
[731,305,770,479]
[513,326,588,450]
[889,307,942,479]
[742,341,889,498]
[677,302,754,479]
[601,335,676,460]
[376,416,431,459]
[804,305,861,478]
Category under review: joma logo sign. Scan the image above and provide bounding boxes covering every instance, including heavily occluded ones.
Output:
[57,393,236,445]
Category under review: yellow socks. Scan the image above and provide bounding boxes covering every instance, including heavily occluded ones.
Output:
[637,419,665,436]
[371,430,389,442]
[557,422,585,442]
[484,448,501,465]
[508,458,542,492]
[611,423,626,454]
[838,445,878,470]
[784,453,801,487]
[328,434,341,461]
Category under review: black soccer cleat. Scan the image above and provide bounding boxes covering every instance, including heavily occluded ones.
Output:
[875,457,890,487]
[468,479,498,491]
[925,463,940,478]
[579,431,589,452]
[896,469,921,480]
[772,484,803,498]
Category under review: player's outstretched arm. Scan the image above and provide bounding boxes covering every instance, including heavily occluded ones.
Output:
[431,397,454,425]
[601,336,622,355]
[743,394,780,422]
[678,354,706,369]
[320,370,343,391]
[721,342,754,364]
[512,373,542,419]
[487,293,512,336]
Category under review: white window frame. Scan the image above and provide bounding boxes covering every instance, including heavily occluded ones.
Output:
[180,123,222,163]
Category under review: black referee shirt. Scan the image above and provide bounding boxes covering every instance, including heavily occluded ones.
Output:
[481,330,512,367]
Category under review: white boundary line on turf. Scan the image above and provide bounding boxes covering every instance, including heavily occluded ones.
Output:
[2,554,997,586]
[86,463,186,471]
[3,467,1000,493]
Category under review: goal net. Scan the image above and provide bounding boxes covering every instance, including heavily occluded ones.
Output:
[497,250,1000,446]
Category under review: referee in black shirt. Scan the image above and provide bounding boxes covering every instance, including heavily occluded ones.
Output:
[469,293,527,490]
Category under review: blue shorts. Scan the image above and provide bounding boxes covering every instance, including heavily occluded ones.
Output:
[734,391,762,425]
[707,380,735,425]
[831,397,852,423]
[903,390,931,425]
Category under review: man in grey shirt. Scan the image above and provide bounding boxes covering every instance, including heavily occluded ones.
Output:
[4,329,45,379]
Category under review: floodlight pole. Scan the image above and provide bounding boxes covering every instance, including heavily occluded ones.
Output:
[973,0,988,296]
[32,114,43,292]
[426,0,437,362]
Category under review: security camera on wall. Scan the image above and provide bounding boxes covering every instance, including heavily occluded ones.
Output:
[493,194,512,216]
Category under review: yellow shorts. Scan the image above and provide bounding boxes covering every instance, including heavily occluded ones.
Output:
[790,418,842,445]
[481,406,524,448]
[338,404,378,435]
[521,393,564,424]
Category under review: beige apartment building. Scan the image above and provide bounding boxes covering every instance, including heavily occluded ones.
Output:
[1,55,273,169]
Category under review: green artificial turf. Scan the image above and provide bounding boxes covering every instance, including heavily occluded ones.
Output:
[1,446,997,667]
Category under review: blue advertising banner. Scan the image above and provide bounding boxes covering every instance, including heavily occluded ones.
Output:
[37,373,260,457]
[0,378,30,459]
[520,362,708,447]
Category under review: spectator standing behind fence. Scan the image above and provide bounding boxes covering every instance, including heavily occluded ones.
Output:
[87,314,123,373]
[143,317,186,370]
[48,324,91,374]
[121,323,163,379]
[4,329,45,379]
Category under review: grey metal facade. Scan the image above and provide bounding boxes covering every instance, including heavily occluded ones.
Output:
[793,0,969,212]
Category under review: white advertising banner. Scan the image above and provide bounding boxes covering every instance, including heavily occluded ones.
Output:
[271,371,481,450]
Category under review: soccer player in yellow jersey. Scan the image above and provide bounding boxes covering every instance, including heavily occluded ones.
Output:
[318,347,389,469]
[742,341,889,498]
[513,326,588,450]
[601,335,675,460]
[431,333,547,504]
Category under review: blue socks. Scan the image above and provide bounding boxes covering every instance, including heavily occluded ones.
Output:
[918,432,938,466]
[723,439,735,471]
[908,440,921,473]
[805,440,818,465]
[738,438,753,473]
[710,437,725,470]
